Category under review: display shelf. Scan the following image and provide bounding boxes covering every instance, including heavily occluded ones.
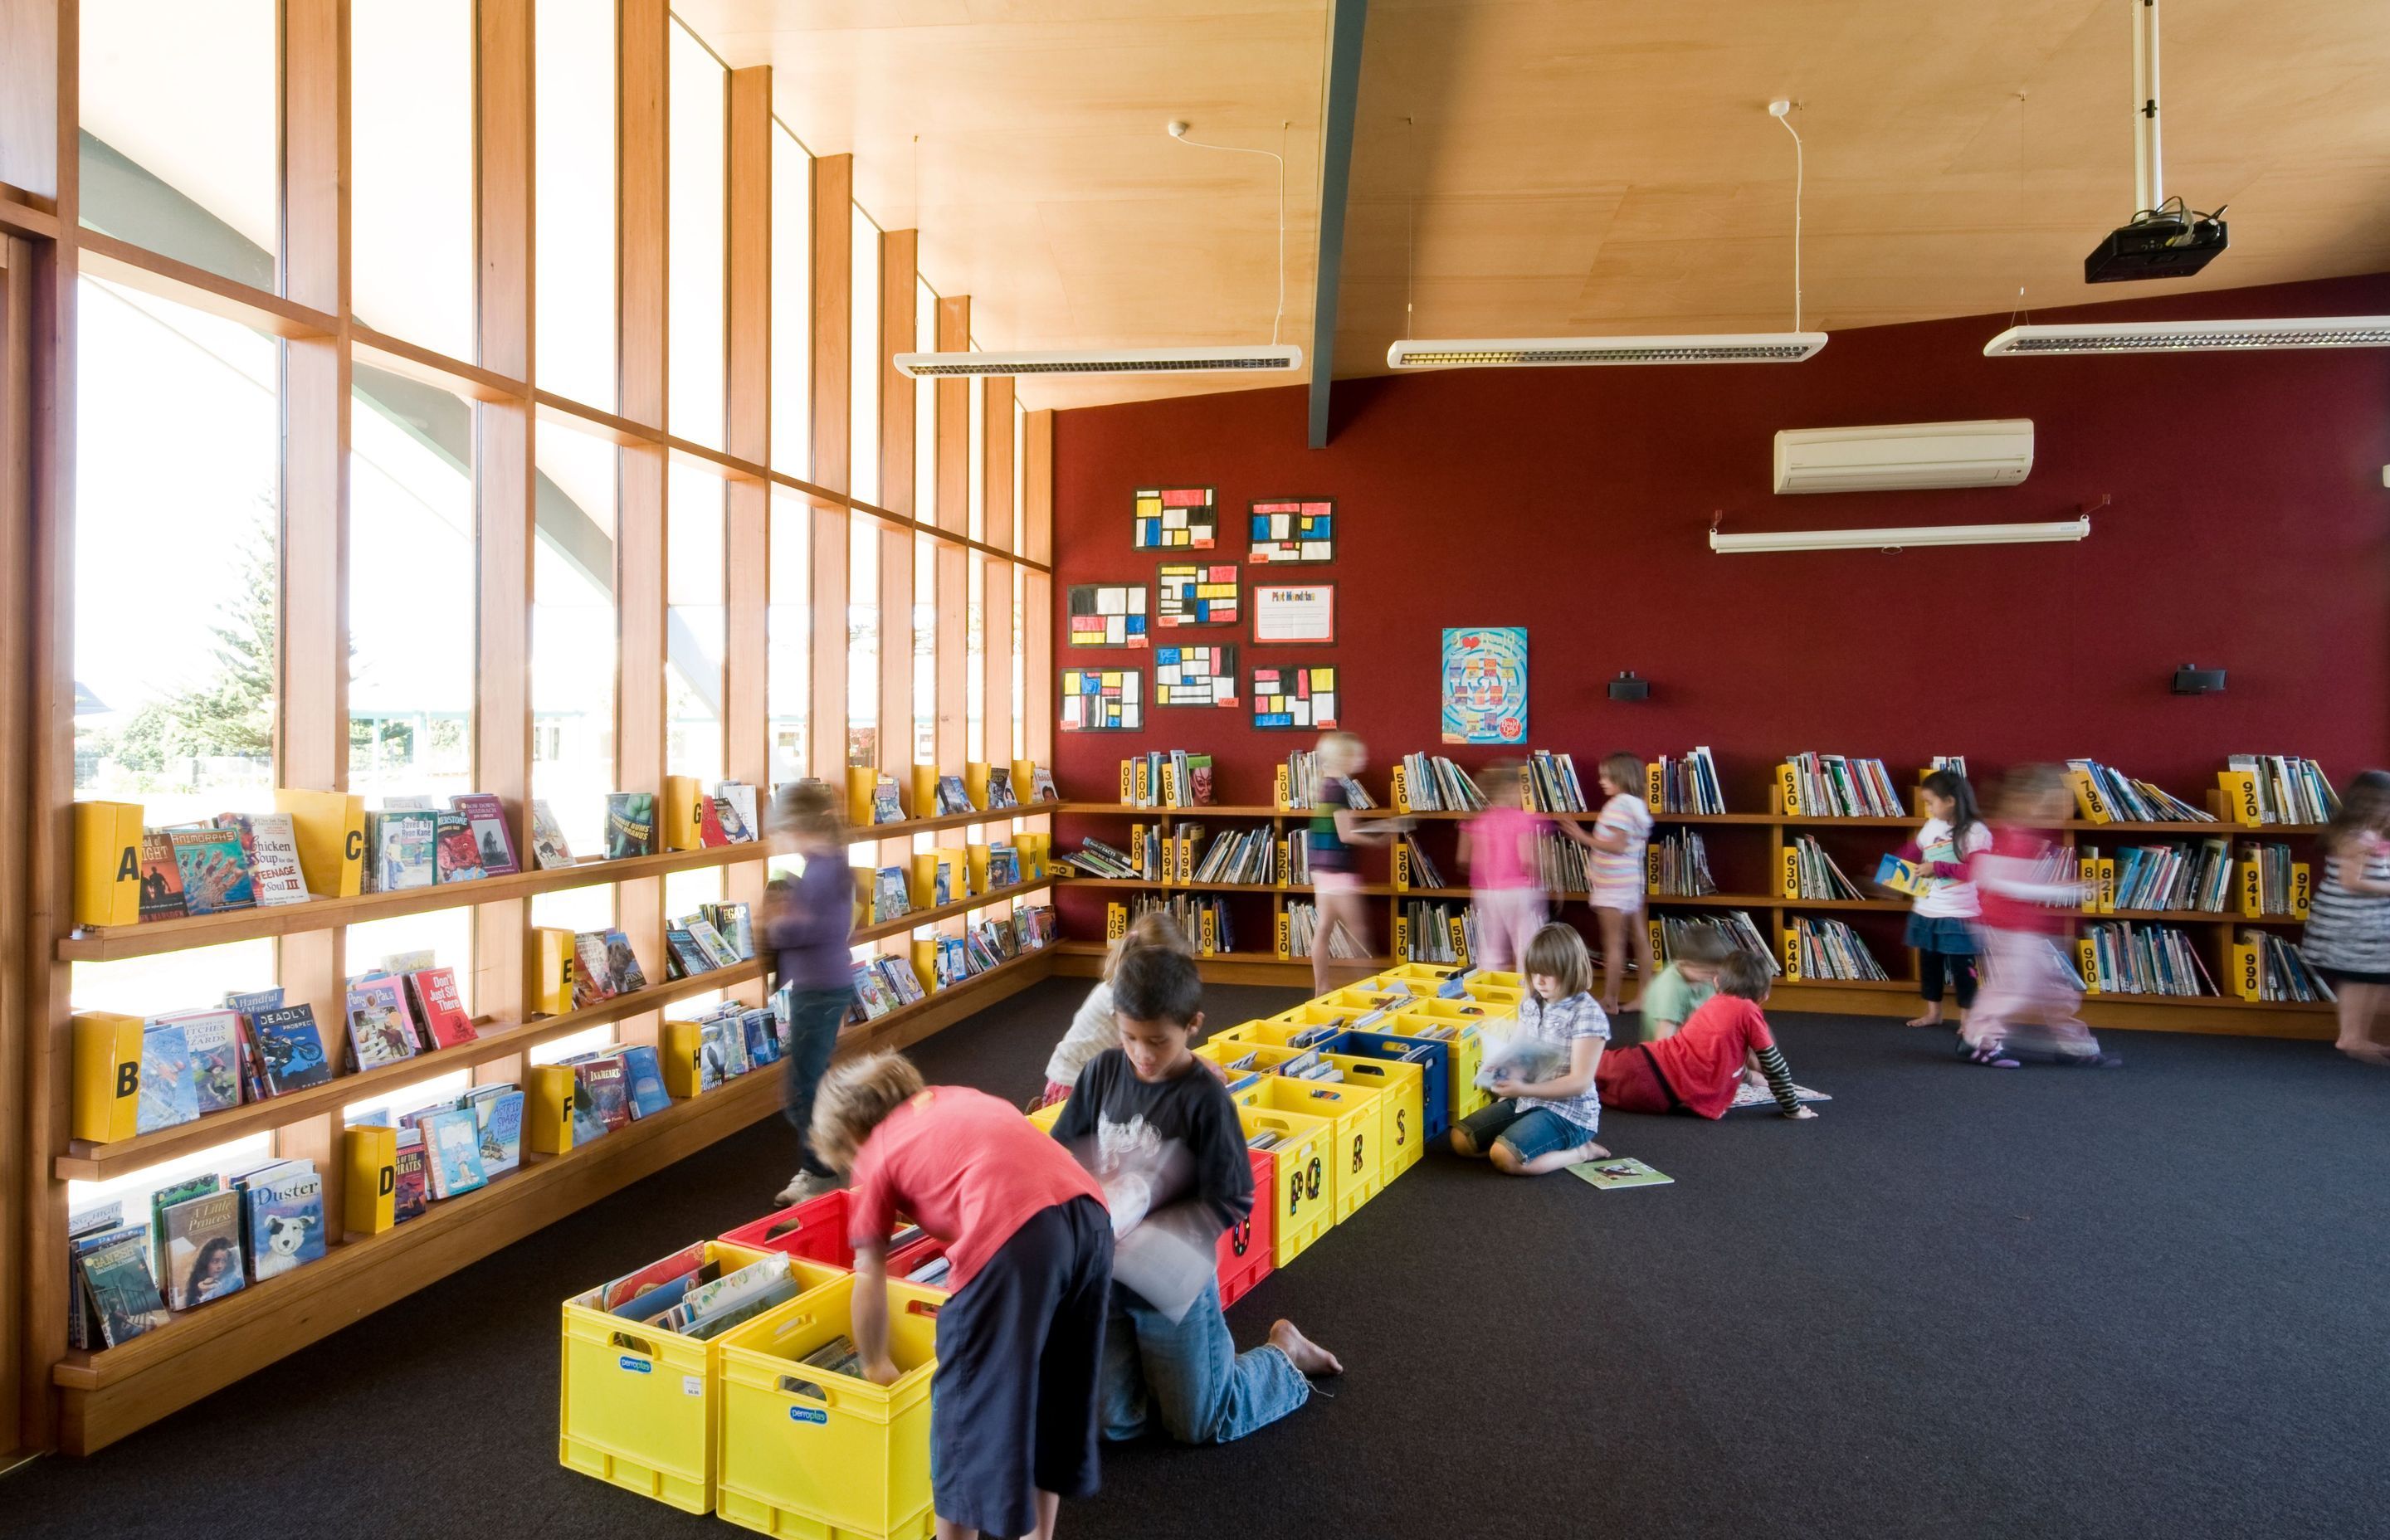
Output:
[2101,908,2305,925]
[54,959,768,1182]
[850,799,1060,840]
[1055,802,1284,817]
[1054,876,1395,896]
[851,878,1055,945]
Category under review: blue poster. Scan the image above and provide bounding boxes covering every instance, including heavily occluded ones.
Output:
[1440,627,1527,744]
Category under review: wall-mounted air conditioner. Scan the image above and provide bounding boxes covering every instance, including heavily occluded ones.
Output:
[1772,419,2034,495]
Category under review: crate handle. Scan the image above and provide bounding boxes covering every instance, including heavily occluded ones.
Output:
[767,1310,820,1343]
[777,1373,836,1404]
[610,1331,656,1356]
[905,1299,942,1320]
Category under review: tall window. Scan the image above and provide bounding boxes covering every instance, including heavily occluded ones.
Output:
[769,122,812,478]
[847,520,878,766]
[850,212,881,504]
[668,465,728,785]
[914,535,936,766]
[768,498,811,784]
[350,0,475,359]
[536,0,617,409]
[1012,565,1028,758]
[914,280,936,517]
[668,19,728,448]
[968,377,986,540]
[532,426,620,858]
[968,553,986,762]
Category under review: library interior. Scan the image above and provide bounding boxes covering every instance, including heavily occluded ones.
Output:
[5,2,2390,1536]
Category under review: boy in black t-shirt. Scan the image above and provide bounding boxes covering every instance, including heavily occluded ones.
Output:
[1050,948,1343,1443]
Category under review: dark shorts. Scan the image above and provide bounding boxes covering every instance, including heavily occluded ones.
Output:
[1905,914,1978,954]
[1456,1099,1599,1161]
[931,1196,1113,1536]
[2318,965,2390,987]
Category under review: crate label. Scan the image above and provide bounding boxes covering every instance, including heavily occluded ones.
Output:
[788,1406,828,1425]
[618,1355,652,1373]
[683,1375,704,1396]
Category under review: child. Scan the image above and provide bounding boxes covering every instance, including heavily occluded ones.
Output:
[1560,753,1653,1011]
[2301,768,2390,1064]
[1636,930,1727,1041]
[812,1053,1111,1540]
[1449,923,1611,1174]
[1897,768,1990,1030]
[1597,948,1818,1118]
[1963,765,2118,1068]
[1457,758,1549,973]
[1305,731,1407,997]
[1037,914,1194,1106]
[763,779,856,1206]
[1050,946,1342,1444]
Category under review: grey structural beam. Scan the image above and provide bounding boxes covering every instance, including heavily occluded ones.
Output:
[1307,0,1368,449]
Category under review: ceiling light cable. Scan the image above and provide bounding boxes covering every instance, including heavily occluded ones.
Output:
[1169,120,1288,347]
[1770,100,1804,333]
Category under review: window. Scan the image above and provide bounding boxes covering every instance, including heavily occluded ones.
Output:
[669,20,728,447]
[668,465,728,784]
[850,210,880,504]
[847,520,878,766]
[768,499,811,784]
[914,280,936,518]
[968,553,986,762]
[1012,565,1027,758]
[351,0,476,359]
[769,122,812,477]
[968,377,986,540]
[536,0,617,409]
[347,907,476,1016]
[915,535,936,767]
[532,425,620,859]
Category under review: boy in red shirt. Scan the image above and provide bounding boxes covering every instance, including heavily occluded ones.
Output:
[1596,948,1819,1118]
[812,1053,1111,1540]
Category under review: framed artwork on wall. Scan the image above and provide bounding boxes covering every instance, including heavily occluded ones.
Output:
[1251,664,1337,729]
[1132,485,1217,549]
[1247,497,1334,563]
[1066,582,1149,647]
[1154,644,1238,708]
[1251,581,1335,645]
[1155,561,1239,627]
[1061,668,1144,730]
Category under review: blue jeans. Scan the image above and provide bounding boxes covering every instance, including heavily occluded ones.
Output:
[1100,1277,1311,1444]
[778,984,850,1177]
[1456,1100,1599,1162]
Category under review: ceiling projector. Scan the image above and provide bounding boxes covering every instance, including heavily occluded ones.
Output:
[2084,202,2228,284]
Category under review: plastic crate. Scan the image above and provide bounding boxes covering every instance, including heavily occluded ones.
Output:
[1350,998,1490,1120]
[1236,1104,1333,1265]
[1201,1040,1427,1184]
[715,1273,947,1540]
[1027,1097,1070,1134]
[1326,1028,1453,1143]
[1216,1147,1275,1308]
[719,1189,942,1275]
[559,1241,842,1513]
[1232,1076,1384,1222]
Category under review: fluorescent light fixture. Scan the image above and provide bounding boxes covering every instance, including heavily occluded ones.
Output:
[1985,317,2390,357]
[1710,516,2090,554]
[895,345,1301,379]
[1387,333,1828,369]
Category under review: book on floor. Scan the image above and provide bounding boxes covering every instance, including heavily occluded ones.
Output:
[1569,1157,1673,1191]
[1725,1079,1832,1113]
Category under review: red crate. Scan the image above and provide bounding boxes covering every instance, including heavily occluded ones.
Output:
[719,1189,942,1274]
[1215,1148,1275,1309]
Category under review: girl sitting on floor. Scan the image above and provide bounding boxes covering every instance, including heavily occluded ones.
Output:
[1450,923,1612,1174]
[1036,912,1194,1106]
[1597,948,1818,1119]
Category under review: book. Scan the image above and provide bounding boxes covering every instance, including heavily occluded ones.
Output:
[432,810,487,884]
[684,914,742,970]
[529,799,576,869]
[169,827,257,914]
[1725,1079,1832,1114]
[134,1021,200,1134]
[163,1009,246,1115]
[405,967,478,1050]
[475,1088,526,1176]
[1569,1157,1674,1191]
[572,932,617,1007]
[242,1162,326,1279]
[602,928,649,992]
[606,792,655,858]
[421,1107,490,1198]
[160,1190,246,1309]
[1874,853,1930,897]
[78,1235,170,1346]
[591,1240,710,1313]
[696,794,730,848]
[873,866,911,924]
[578,1055,632,1132]
[665,928,712,980]
[344,975,421,1070]
[871,775,905,825]
[237,812,309,905]
[449,792,520,875]
[740,1007,778,1066]
[716,780,761,841]
[393,1134,429,1221]
[371,809,440,891]
[135,829,188,921]
[704,900,754,960]
[622,1044,671,1118]
[935,774,972,815]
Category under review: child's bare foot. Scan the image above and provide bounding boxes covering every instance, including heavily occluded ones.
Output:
[1269,1319,1344,1376]
[1573,1142,1610,1162]
[1905,1008,1943,1027]
[2338,1042,2390,1067]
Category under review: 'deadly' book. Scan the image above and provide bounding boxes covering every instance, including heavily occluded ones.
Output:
[137,830,188,920]
[248,1004,334,1094]
[605,792,655,860]
[432,811,485,885]
[344,974,421,1071]
[450,792,520,876]
[170,827,257,915]
[160,1190,246,1310]
[528,799,576,869]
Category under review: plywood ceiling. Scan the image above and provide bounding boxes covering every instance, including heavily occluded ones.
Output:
[680,0,2390,409]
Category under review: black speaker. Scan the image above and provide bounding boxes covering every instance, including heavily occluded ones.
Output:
[1608,671,1651,702]
[2171,665,2227,695]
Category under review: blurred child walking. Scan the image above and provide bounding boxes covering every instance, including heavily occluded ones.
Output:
[1305,731,1406,997]
[1562,753,1654,1011]
[763,779,857,1206]
[1963,765,2119,1069]
[1457,758,1550,972]
[2301,768,2390,1063]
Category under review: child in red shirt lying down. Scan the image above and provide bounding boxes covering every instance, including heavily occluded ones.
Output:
[1594,948,1818,1120]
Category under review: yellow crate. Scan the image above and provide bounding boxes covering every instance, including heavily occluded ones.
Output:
[1026,1097,1069,1134]
[1233,1076,1383,1222]
[1236,1104,1334,1265]
[1368,962,1484,992]
[716,1271,948,1540]
[1203,1040,1427,1182]
[558,1242,841,1514]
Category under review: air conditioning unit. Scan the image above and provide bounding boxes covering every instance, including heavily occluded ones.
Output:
[1772,419,2034,495]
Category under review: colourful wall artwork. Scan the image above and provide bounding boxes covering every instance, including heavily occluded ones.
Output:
[1440,627,1527,743]
[1061,669,1144,731]
[1248,498,1334,563]
[1155,645,1237,708]
[1067,583,1148,647]
[1155,562,1239,626]
[1251,665,1337,729]
[1132,485,1217,549]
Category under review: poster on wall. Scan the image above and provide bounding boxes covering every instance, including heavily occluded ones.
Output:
[1154,645,1237,707]
[1067,583,1148,647]
[1251,665,1336,729]
[1155,562,1239,627]
[1132,486,1218,549]
[1061,669,1144,731]
[1247,498,1334,563]
[1440,627,1527,744]
[1251,582,1334,645]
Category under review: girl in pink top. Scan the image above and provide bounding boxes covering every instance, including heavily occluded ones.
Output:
[1460,758,1550,972]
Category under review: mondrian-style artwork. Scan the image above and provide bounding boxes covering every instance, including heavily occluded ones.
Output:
[1250,665,1336,729]
[1154,645,1237,708]
[1155,562,1239,627]
[1248,498,1334,563]
[1067,583,1149,647]
[1061,669,1144,731]
[1133,485,1218,549]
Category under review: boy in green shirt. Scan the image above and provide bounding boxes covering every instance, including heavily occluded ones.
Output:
[1636,933,1728,1041]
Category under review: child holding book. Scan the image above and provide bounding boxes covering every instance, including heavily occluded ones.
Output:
[1458,758,1549,972]
[1897,768,1990,1030]
[1051,946,1342,1444]
[813,1053,1111,1540]
[1963,765,2117,1069]
[1306,731,1406,997]
[764,779,857,1206]
[1636,930,1727,1041]
[1560,753,1654,1011]
[1450,923,1612,1174]
[2301,768,2390,1063]
[1597,948,1817,1118]
[1037,913,1194,1106]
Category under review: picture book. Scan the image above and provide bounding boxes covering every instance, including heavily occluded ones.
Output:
[574,1054,631,1133]
[344,975,421,1071]
[136,829,187,920]
[1874,854,1931,898]
[529,798,576,869]
[871,775,905,825]
[704,900,754,960]
[612,1263,719,1324]
[161,1190,246,1309]
[605,792,655,859]
[852,962,898,1019]
[164,1009,245,1114]
[935,774,972,815]
[1473,1032,1566,1090]
[242,1162,326,1280]
[622,1044,671,1119]
[1725,1079,1832,1114]
[663,1251,796,1338]
[422,1107,490,1199]
[685,915,742,971]
[665,928,712,980]
[475,1088,525,1176]
[240,812,309,906]
[246,1004,333,1094]
[874,867,911,924]
[593,1240,708,1312]
[79,1235,170,1346]
[134,1021,200,1133]
[450,792,520,875]
[572,932,617,1007]
[739,1007,777,1067]
[374,809,439,891]
[713,792,754,845]
[169,827,257,914]
[602,928,648,992]
[716,780,760,841]
[1027,763,1058,802]
[880,955,927,1002]
[392,1134,429,1221]
[405,966,478,1050]
[699,1015,748,1087]
[432,811,486,884]
[1569,1157,1674,1192]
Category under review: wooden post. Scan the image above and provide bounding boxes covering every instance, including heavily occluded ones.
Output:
[1022,408,1055,768]
[807,157,851,780]
[724,65,771,1001]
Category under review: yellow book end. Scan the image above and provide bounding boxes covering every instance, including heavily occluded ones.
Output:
[1389,763,1412,813]
[1119,759,1134,802]
[1010,758,1039,805]
[660,775,705,851]
[344,1125,398,1236]
[1446,914,1469,967]
[1018,832,1046,880]
[912,763,939,820]
[2231,936,2263,1001]
[1781,929,1802,982]
[1646,920,1665,966]
[275,787,367,898]
[527,1064,578,1154]
[534,927,577,1016]
[960,762,988,811]
[2066,768,2112,824]
[73,801,144,928]
[911,937,940,994]
[910,851,939,909]
[1393,914,1411,962]
[1133,758,1152,805]
[1779,843,1801,900]
[1393,841,1410,893]
[1776,763,1800,816]
[2237,859,2263,919]
[845,764,879,826]
[71,1011,146,1143]
[1275,910,1292,960]
[2078,938,2100,992]
[1645,762,1663,812]
[1275,765,1291,811]
[661,1020,704,1099]
[2095,857,2116,914]
[968,845,993,894]
[2217,771,2264,828]
[1199,906,1219,957]
[2292,861,2312,919]
[1106,902,1128,942]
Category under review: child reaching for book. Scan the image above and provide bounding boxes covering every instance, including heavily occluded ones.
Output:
[1558,753,1654,1011]
[1635,931,1726,1041]
[1597,948,1817,1118]
[1051,946,1343,1445]
[1963,765,2119,1069]
[1037,914,1195,1106]
[764,779,856,1206]
[812,1052,1112,1540]
[1450,923,1612,1174]
[1896,768,1990,1030]
[2300,768,2390,1064]
[1458,758,1549,972]
[1306,731,1407,997]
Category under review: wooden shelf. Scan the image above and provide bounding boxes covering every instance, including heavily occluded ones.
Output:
[851,878,1054,944]
[1054,802,1284,817]
[1053,877,1397,897]
[1773,977,1914,993]
[850,800,1060,839]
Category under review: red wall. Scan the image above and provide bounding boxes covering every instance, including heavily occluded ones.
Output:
[1052,273,2390,820]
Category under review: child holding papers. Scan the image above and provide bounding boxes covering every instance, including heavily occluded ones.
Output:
[1450,924,1612,1174]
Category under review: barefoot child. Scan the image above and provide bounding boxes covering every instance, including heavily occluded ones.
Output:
[1636,931,1727,1042]
[1898,768,1990,1031]
[1963,765,2119,1069]
[1450,923,1612,1174]
[1560,753,1654,1011]
[2301,768,2390,1064]
[763,779,856,1206]
[1597,948,1818,1118]
[1037,914,1195,1106]
[812,1054,1111,1540]
[1051,947,1342,1443]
